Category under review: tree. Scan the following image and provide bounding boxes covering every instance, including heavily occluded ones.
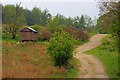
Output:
[24,9,33,25]
[31,7,42,25]
[56,14,65,25]
[40,9,52,26]
[24,8,52,26]
[54,14,74,27]
[46,16,59,33]
[97,0,119,36]
[84,15,94,32]
[73,16,80,29]
[47,30,75,68]
[97,0,120,52]
[79,15,86,30]
[84,15,93,28]
[73,15,86,30]
[66,17,74,26]
[3,3,25,39]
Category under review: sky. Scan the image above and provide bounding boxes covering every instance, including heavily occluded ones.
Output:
[1,0,100,20]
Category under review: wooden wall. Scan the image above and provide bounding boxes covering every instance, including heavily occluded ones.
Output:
[20,32,37,41]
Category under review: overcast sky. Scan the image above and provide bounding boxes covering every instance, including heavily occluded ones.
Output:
[2,0,100,19]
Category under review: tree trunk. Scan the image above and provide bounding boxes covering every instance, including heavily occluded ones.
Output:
[58,65,61,69]
[12,33,16,39]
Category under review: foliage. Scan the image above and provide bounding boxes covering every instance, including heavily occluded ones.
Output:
[2,4,95,36]
[2,33,19,43]
[2,3,25,39]
[24,9,33,25]
[24,7,52,26]
[65,27,89,41]
[55,14,74,26]
[96,1,119,58]
[79,15,86,30]
[84,14,94,32]
[2,4,95,42]
[30,24,41,31]
[84,15,94,28]
[46,16,62,33]
[38,30,51,41]
[31,7,42,25]
[73,16,80,29]
[47,30,76,68]
[73,15,86,30]
[97,1,119,36]
[41,9,52,26]
[101,35,118,52]
[85,35,118,78]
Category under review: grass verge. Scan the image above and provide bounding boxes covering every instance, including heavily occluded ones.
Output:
[85,34,118,78]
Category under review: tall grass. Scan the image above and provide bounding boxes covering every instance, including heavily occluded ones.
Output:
[2,41,78,78]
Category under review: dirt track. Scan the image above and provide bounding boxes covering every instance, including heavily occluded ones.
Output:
[75,34,108,78]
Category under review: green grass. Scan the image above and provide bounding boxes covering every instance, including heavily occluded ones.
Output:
[66,58,79,78]
[2,33,48,44]
[51,67,78,78]
[77,40,88,45]
[85,35,118,78]
[87,31,97,38]
[2,33,19,43]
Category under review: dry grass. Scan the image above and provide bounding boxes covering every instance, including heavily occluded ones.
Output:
[2,42,68,78]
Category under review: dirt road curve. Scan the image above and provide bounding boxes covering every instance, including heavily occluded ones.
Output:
[75,34,108,78]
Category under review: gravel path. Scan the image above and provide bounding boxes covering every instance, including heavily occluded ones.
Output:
[75,34,108,78]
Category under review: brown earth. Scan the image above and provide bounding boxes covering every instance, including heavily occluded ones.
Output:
[75,34,108,78]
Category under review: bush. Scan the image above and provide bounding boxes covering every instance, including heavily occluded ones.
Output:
[38,30,51,41]
[47,30,76,68]
[65,27,89,41]
[30,24,41,31]
[101,35,118,53]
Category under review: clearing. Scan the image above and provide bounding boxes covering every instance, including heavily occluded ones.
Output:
[2,42,77,78]
[75,34,108,78]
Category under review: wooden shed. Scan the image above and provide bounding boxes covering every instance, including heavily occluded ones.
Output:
[20,27,38,42]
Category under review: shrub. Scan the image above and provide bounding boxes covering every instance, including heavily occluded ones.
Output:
[65,27,89,41]
[30,24,41,31]
[47,30,76,68]
[38,30,51,41]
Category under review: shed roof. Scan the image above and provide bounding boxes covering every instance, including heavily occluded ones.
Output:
[20,27,38,33]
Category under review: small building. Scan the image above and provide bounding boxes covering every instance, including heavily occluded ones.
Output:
[20,27,38,42]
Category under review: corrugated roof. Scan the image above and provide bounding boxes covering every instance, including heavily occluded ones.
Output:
[20,27,38,33]
[26,27,38,32]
